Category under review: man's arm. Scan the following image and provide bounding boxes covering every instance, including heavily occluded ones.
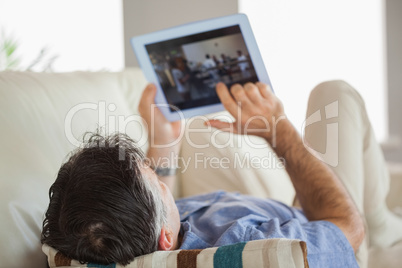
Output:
[207,82,364,252]
[273,119,365,251]
[138,84,182,192]
[146,147,180,193]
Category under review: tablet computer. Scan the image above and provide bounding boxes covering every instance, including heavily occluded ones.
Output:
[131,13,272,121]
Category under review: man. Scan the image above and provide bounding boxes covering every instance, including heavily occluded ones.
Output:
[202,54,219,81]
[41,81,402,267]
[236,50,250,78]
[169,59,191,101]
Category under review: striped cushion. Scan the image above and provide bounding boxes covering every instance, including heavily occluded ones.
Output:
[43,239,309,268]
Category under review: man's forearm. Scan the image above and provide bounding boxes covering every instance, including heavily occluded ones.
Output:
[271,119,364,251]
[207,81,364,251]
[138,83,183,194]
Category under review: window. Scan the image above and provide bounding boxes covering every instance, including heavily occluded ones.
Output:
[0,0,124,72]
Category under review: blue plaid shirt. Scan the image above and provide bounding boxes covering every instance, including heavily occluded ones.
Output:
[176,191,358,268]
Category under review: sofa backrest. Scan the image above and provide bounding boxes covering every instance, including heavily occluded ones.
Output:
[0,69,148,267]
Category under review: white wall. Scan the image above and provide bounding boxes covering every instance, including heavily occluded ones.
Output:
[182,34,248,64]
[0,0,124,72]
[240,0,387,141]
[123,0,238,67]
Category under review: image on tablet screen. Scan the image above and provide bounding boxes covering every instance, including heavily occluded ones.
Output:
[145,25,258,111]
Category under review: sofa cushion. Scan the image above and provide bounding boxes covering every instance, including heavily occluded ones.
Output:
[42,239,309,268]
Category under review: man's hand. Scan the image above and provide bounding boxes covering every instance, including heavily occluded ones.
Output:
[207,82,285,143]
[208,82,364,252]
[138,83,183,192]
[138,83,182,148]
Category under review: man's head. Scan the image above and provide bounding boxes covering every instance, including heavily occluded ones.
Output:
[41,133,180,265]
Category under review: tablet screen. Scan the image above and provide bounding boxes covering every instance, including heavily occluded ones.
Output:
[145,25,258,111]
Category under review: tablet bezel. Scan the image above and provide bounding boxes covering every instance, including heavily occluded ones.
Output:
[131,13,272,121]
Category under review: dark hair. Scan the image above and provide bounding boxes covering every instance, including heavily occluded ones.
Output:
[41,133,166,265]
[169,59,178,68]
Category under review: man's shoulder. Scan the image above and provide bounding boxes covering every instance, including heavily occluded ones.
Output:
[175,191,227,222]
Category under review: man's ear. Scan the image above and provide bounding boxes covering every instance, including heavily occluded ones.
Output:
[158,226,174,251]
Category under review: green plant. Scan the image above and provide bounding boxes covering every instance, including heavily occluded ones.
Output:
[0,29,58,72]
[0,30,21,70]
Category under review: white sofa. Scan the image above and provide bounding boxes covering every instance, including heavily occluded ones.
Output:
[0,69,401,268]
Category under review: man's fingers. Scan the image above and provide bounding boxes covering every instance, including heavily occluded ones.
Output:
[244,82,262,104]
[230,84,253,108]
[205,120,238,134]
[216,83,239,117]
[139,84,157,113]
[140,84,157,105]
[256,82,274,99]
